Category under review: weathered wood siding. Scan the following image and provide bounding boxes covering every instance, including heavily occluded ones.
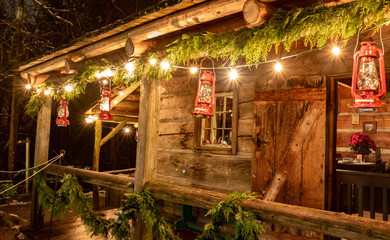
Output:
[156,69,254,193]
[337,83,390,170]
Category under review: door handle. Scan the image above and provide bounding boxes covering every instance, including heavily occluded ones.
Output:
[255,133,270,148]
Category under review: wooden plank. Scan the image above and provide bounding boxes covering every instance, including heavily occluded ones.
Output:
[238,118,253,136]
[263,108,321,202]
[383,188,388,221]
[239,101,254,119]
[147,181,390,240]
[237,137,253,153]
[8,74,21,177]
[255,87,327,101]
[92,120,102,209]
[232,87,239,154]
[157,134,194,150]
[30,97,52,231]
[100,120,128,147]
[159,120,194,135]
[45,165,134,192]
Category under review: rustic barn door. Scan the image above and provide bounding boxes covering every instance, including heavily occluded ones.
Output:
[252,75,331,209]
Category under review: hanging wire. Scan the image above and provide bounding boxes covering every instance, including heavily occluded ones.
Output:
[0,152,64,196]
[199,56,216,78]
[353,29,361,56]
[0,153,64,174]
[380,26,385,55]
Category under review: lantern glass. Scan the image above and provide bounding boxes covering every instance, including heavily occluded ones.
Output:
[198,83,212,103]
[358,61,380,90]
[100,95,110,111]
[57,105,69,118]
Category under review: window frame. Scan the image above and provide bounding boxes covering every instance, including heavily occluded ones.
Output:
[194,87,238,155]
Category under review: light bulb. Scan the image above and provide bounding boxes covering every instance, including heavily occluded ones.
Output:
[229,69,238,80]
[190,67,198,74]
[101,69,114,77]
[332,46,340,56]
[65,85,73,92]
[85,117,93,123]
[102,79,108,85]
[125,62,135,73]
[44,89,51,95]
[119,91,124,96]
[36,88,41,93]
[274,62,282,72]
[149,58,157,66]
[124,127,130,133]
[160,61,170,70]
[26,84,32,89]
[94,72,102,79]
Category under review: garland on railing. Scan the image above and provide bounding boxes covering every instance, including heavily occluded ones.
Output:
[35,173,265,239]
[25,0,390,116]
[196,191,264,240]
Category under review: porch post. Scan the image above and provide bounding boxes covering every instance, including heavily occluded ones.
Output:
[92,119,102,209]
[8,73,21,179]
[30,97,52,230]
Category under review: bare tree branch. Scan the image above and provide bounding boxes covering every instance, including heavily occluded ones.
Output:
[31,0,73,26]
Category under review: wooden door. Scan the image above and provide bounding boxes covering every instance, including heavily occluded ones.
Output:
[252,75,330,209]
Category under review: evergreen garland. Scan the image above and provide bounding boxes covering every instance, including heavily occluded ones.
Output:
[25,0,390,116]
[196,191,264,240]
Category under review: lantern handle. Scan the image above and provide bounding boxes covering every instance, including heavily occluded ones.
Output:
[199,57,216,80]
[376,48,387,98]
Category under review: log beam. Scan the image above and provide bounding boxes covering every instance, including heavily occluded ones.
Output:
[243,0,276,27]
[92,120,102,209]
[146,181,390,240]
[100,120,128,147]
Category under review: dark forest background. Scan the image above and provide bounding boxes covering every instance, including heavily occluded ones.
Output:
[0,0,178,175]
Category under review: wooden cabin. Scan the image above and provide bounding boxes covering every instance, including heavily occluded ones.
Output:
[10,0,390,239]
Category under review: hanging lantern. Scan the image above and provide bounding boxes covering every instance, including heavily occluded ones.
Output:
[99,78,113,120]
[193,71,216,117]
[56,99,69,127]
[351,41,386,108]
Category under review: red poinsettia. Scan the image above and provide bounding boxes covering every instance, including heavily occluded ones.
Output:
[348,133,376,155]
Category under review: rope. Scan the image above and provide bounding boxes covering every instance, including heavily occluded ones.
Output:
[0,154,63,174]
[0,152,64,196]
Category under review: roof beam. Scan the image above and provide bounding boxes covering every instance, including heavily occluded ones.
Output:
[19,0,246,78]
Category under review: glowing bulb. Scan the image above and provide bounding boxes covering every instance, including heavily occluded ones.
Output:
[94,72,102,79]
[93,116,98,121]
[229,69,238,80]
[332,46,340,56]
[124,127,130,133]
[65,85,73,92]
[101,69,114,77]
[149,58,157,66]
[44,89,51,95]
[26,84,32,89]
[119,91,124,96]
[85,117,93,123]
[102,79,108,85]
[160,61,170,70]
[125,62,135,73]
[274,62,282,72]
[36,88,41,93]
[190,67,198,74]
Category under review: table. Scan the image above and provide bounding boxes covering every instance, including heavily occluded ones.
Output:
[336,160,384,172]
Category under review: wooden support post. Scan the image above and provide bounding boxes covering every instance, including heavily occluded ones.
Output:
[263,108,322,201]
[30,97,52,231]
[100,120,127,147]
[92,120,102,210]
[8,73,21,179]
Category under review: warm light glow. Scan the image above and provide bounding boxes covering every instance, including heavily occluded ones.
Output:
[274,62,282,72]
[149,58,157,66]
[113,100,118,104]
[147,32,164,39]
[94,72,102,79]
[332,46,341,56]
[85,117,93,123]
[65,85,73,92]
[124,127,130,133]
[102,79,108,85]
[160,61,170,70]
[26,84,32,89]
[125,62,135,73]
[36,88,41,93]
[229,69,238,80]
[101,69,114,78]
[190,67,198,74]
[119,91,124,96]
[93,116,99,121]
[44,89,52,95]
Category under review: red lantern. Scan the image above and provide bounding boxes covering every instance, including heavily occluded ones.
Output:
[193,71,215,117]
[99,79,113,120]
[56,99,69,127]
[351,41,386,108]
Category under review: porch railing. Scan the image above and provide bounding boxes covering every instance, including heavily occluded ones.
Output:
[335,169,389,221]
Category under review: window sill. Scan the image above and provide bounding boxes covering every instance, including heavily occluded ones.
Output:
[195,146,232,155]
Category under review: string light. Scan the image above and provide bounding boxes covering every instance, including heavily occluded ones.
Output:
[125,61,135,73]
[160,61,170,70]
[36,88,41,93]
[274,62,282,72]
[149,58,157,66]
[102,79,108,85]
[65,85,73,92]
[94,72,102,79]
[190,67,198,74]
[124,127,130,133]
[229,69,238,80]
[85,117,93,123]
[101,69,114,78]
[332,46,341,56]
[44,89,52,95]
[26,84,32,89]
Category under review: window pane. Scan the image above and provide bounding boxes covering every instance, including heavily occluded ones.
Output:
[215,96,224,112]
[226,97,233,112]
[226,112,233,129]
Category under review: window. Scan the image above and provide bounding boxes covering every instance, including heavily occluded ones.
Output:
[194,90,238,154]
